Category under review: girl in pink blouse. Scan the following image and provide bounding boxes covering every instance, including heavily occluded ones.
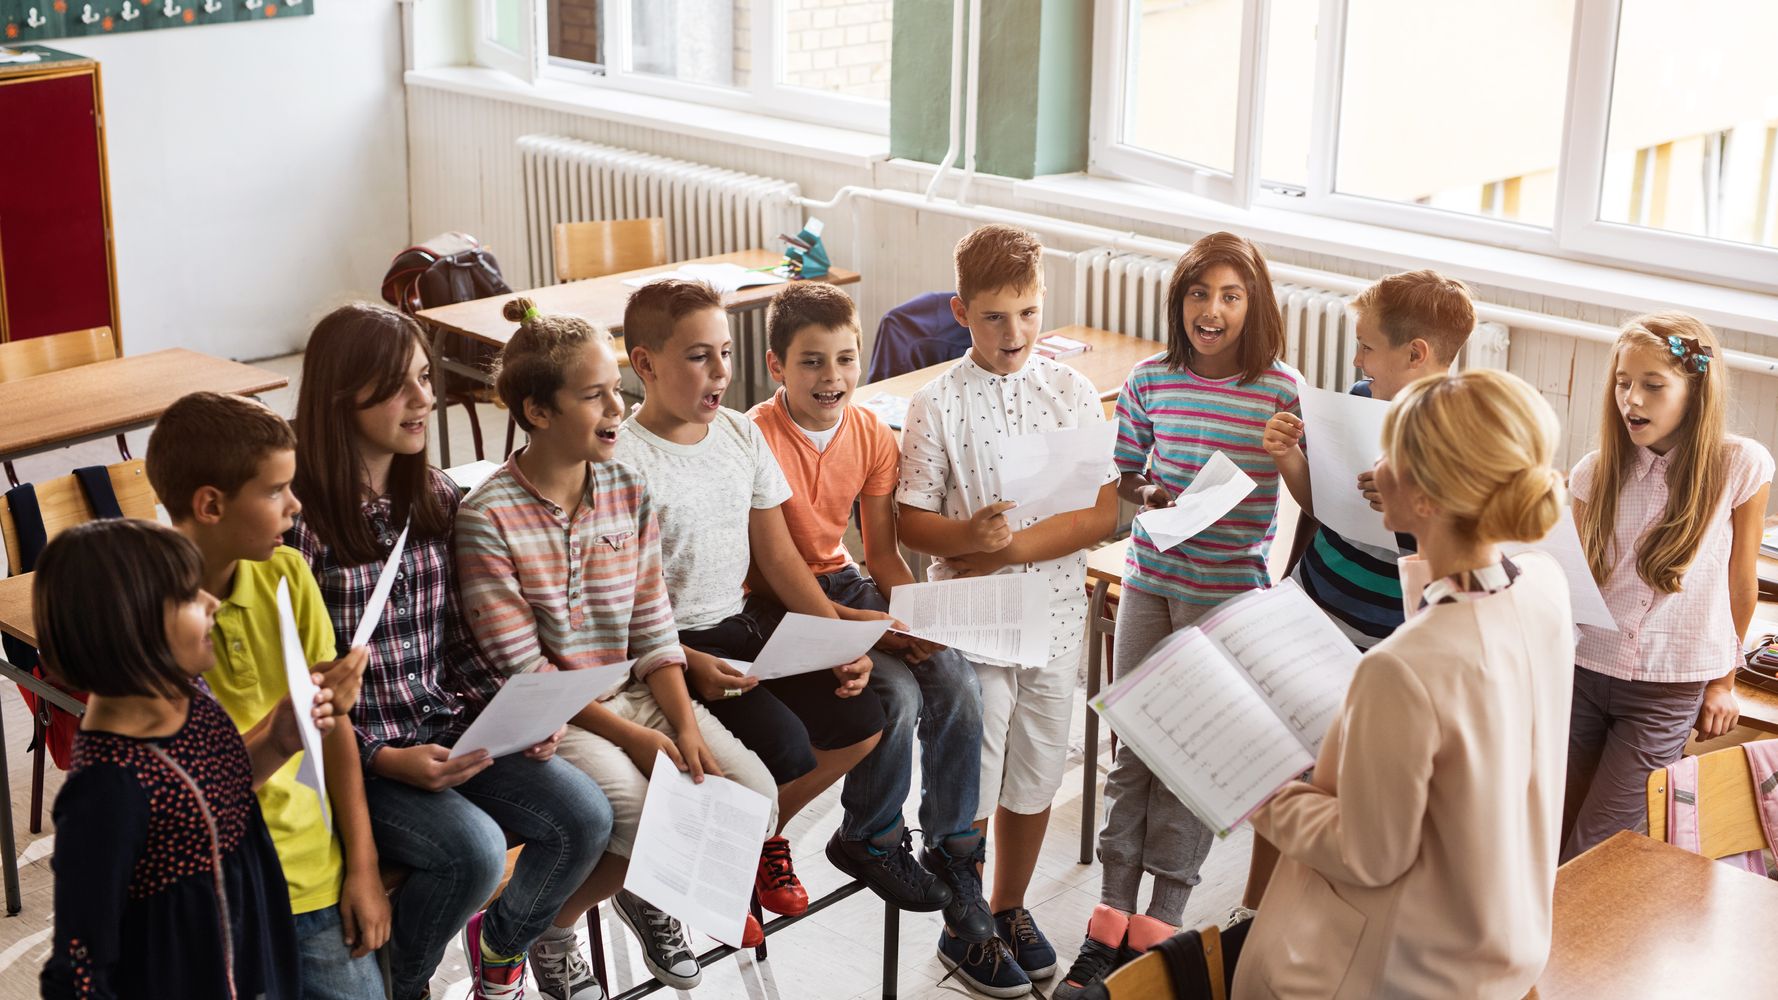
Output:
[1563,312,1774,860]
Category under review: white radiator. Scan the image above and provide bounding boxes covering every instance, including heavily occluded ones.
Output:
[515,135,805,407]
[1075,250,1510,390]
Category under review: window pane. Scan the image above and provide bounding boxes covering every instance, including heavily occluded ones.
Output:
[780,0,893,102]
[547,0,603,64]
[1259,0,1317,189]
[1599,0,1778,248]
[1336,0,1574,227]
[1123,0,1244,174]
[631,0,741,89]
[491,0,523,52]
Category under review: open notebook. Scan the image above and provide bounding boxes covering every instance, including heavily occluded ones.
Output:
[1090,581,1360,836]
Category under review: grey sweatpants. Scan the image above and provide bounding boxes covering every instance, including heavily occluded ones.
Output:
[1095,586,1217,923]
[1562,666,1707,862]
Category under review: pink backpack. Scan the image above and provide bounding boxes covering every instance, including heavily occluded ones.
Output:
[1664,739,1778,876]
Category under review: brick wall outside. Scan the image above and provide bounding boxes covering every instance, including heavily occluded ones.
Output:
[780,0,892,102]
[549,0,602,64]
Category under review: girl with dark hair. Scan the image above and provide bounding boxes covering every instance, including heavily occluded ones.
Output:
[39,518,341,999]
[286,303,613,1000]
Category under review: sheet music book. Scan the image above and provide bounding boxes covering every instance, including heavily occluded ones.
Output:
[1090,581,1359,836]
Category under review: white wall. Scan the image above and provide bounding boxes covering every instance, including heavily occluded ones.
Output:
[67,1,409,362]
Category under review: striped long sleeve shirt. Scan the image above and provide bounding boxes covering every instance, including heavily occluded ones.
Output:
[1115,353,1302,605]
[454,453,684,691]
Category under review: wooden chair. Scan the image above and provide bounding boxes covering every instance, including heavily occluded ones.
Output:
[552,219,669,283]
[1646,742,1770,859]
[1,459,158,832]
[1102,923,1231,1000]
[0,326,129,486]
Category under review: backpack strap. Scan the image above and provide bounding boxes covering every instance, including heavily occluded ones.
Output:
[71,466,124,520]
[1666,756,1703,854]
[1741,739,1778,876]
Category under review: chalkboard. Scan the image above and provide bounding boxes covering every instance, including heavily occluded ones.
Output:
[2,0,310,42]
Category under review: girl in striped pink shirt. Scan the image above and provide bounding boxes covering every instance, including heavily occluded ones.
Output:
[1563,312,1774,860]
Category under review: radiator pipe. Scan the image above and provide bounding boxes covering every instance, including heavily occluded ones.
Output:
[797,185,1778,377]
[955,0,985,206]
[922,0,970,201]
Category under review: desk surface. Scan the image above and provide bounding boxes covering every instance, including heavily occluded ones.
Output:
[0,573,31,647]
[1530,830,1778,997]
[858,325,1158,404]
[416,249,862,351]
[0,349,288,463]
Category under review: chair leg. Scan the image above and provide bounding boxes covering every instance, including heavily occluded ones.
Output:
[503,416,518,459]
[461,399,486,462]
[586,902,609,993]
[750,892,767,962]
[114,432,132,461]
[29,712,46,836]
[882,900,899,1000]
[4,461,17,489]
[1081,581,1108,864]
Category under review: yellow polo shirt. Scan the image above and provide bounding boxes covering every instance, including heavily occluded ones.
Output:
[206,546,344,915]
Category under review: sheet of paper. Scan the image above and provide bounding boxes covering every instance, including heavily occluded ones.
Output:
[449,662,633,759]
[1092,628,1312,836]
[1134,451,1258,552]
[620,262,788,295]
[624,750,773,949]
[749,614,889,681]
[275,579,329,831]
[1500,506,1618,631]
[995,421,1117,522]
[1299,386,1398,550]
[350,525,408,650]
[887,572,1050,667]
[1198,582,1360,755]
[859,392,909,430]
[444,459,502,493]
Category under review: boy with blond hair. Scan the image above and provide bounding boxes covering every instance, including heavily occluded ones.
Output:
[897,224,1118,997]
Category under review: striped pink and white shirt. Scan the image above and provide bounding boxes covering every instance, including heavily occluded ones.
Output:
[454,452,685,693]
[1570,435,1774,683]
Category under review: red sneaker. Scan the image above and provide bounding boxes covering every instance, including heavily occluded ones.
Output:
[755,836,809,916]
[741,912,765,949]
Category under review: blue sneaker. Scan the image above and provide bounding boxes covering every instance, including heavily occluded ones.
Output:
[996,906,1058,980]
[936,927,1032,998]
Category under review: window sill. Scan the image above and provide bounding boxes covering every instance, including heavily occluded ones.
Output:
[1016,172,1778,340]
[403,66,892,171]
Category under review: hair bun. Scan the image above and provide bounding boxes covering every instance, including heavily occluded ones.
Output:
[502,296,538,323]
[1478,464,1564,544]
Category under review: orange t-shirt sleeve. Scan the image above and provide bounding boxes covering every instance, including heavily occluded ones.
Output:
[859,409,900,498]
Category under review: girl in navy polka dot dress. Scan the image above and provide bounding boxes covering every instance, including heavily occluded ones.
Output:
[38,520,345,999]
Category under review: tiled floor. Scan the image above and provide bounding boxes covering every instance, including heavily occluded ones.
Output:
[0,353,1258,999]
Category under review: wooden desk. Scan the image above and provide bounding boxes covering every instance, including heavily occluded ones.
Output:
[1733,598,1778,735]
[0,573,30,647]
[1529,831,1778,997]
[0,349,288,464]
[858,325,1158,406]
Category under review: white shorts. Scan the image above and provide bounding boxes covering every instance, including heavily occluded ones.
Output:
[557,685,779,857]
[975,647,1082,820]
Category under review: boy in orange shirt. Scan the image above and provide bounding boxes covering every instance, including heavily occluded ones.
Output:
[747,284,992,948]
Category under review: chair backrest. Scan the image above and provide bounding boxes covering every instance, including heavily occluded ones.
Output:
[0,460,159,572]
[1104,924,1230,1000]
[552,219,669,283]
[1646,744,1769,859]
[0,326,117,383]
[868,291,974,382]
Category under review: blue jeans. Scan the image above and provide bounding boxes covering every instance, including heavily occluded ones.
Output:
[292,904,385,1000]
[365,753,612,1000]
[821,566,984,842]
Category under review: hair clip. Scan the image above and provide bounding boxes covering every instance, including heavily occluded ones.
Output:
[1666,334,1712,374]
[522,306,541,321]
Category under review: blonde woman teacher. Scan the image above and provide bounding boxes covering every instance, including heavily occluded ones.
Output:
[1234,369,1575,1000]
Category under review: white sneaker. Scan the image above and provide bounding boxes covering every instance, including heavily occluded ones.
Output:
[612,890,701,989]
[529,929,605,1000]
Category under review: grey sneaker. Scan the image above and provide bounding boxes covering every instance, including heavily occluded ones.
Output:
[528,929,604,1000]
[612,889,701,989]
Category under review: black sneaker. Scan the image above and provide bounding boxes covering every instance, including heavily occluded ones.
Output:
[996,906,1058,980]
[1051,935,1133,1000]
[936,927,1032,998]
[826,826,952,912]
[920,834,995,944]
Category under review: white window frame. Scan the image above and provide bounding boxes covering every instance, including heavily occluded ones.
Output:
[474,0,546,84]
[1091,0,1778,294]
[1088,0,1271,209]
[479,0,891,135]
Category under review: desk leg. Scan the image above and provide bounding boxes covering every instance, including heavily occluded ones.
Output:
[431,325,453,468]
[0,700,20,915]
[1080,580,1109,865]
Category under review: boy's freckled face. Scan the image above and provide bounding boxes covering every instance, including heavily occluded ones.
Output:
[643,307,733,425]
[768,324,862,432]
[218,447,302,563]
[955,284,1044,377]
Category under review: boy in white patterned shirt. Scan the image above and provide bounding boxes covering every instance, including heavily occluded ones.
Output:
[897,224,1118,997]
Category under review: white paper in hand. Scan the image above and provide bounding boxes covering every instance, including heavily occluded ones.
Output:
[275,579,329,831]
[997,422,1117,522]
[1500,506,1618,631]
[624,750,773,949]
[887,573,1050,667]
[1135,451,1257,552]
[749,614,889,681]
[351,525,408,649]
[1299,386,1398,550]
[449,662,633,759]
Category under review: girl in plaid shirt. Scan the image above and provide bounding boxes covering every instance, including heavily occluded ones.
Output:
[287,304,615,1000]
[1564,313,1773,860]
